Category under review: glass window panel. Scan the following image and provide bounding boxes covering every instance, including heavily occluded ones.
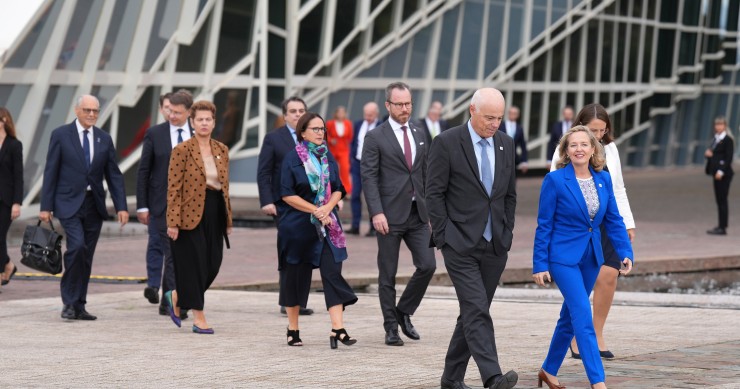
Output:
[548,92,561,130]
[627,24,640,82]
[408,25,432,78]
[431,90,447,108]
[531,8,547,38]
[435,6,460,78]
[177,13,212,72]
[371,3,393,45]
[348,90,379,121]
[550,41,565,82]
[585,20,599,82]
[143,0,182,71]
[89,85,119,116]
[382,42,409,78]
[117,87,156,160]
[342,34,362,66]
[6,1,63,69]
[457,1,483,79]
[655,29,674,78]
[528,92,542,155]
[507,4,524,58]
[683,0,702,25]
[98,1,143,71]
[213,89,247,148]
[56,0,104,71]
[403,0,420,20]
[614,24,626,82]
[216,0,257,72]
[568,29,581,82]
[295,2,324,74]
[268,0,285,29]
[327,90,351,118]
[268,33,285,78]
[679,32,698,66]
[0,85,31,123]
[484,3,504,75]
[359,60,382,77]
[334,1,357,49]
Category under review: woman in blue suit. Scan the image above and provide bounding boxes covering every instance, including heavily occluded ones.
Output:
[533,126,634,389]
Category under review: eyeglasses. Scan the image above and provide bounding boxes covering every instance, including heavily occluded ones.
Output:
[307,127,326,133]
[388,101,413,109]
[81,108,100,115]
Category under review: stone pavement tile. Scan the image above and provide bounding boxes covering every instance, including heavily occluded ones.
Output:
[2,289,740,388]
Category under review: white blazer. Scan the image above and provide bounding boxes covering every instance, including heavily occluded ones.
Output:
[550,142,635,229]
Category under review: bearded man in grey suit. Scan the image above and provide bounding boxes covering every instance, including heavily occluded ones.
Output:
[426,88,518,389]
[361,82,436,346]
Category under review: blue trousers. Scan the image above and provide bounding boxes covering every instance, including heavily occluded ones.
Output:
[542,242,605,385]
[59,194,103,310]
[145,213,164,289]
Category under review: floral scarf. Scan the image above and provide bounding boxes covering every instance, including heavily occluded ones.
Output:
[296,141,346,248]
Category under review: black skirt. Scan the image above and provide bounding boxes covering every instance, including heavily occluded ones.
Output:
[171,189,226,311]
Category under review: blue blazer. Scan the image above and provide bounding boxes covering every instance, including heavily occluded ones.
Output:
[41,121,127,220]
[533,163,633,273]
[136,122,174,217]
[257,126,296,207]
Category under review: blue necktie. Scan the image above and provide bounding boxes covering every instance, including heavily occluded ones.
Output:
[479,139,493,241]
[83,129,91,170]
[177,128,184,144]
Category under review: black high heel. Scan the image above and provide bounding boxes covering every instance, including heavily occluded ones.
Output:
[286,328,302,346]
[329,328,357,349]
[1,263,17,286]
[569,344,581,359]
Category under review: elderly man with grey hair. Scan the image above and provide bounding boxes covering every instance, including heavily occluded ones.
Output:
[426,88,518,389]
[40,94,129,321]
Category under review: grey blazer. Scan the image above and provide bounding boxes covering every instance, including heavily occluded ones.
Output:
[426,123,517,257]
[360,120,429,225]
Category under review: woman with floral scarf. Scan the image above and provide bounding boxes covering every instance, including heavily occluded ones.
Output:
[278,112,358,349]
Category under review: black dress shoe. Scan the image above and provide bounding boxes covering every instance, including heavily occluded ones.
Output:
[299,307,314,315]
[395,308,420,340]
[75,309,97,321]
[600,349,615,359]
[144,287,159,304]
[159,304,169,316]
[485,370,518,389]
[707,227,727,235]
[61,305,76,320]
[441,377,472,389]
[179,309,189,320]
[345,227,360,235]
[385,329,404,346]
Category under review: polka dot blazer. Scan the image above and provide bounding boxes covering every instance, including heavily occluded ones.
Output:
[167,137,233,230]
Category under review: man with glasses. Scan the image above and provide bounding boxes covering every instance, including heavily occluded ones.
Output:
[40,95,129,321]
[136,90,193,317]
[257,96,314,316]
[361,82,436,346]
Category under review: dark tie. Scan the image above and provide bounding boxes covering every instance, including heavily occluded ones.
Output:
[177,128,184,144]
[479,139,493,241]
[83,129,91,170]
[402,125,412,171]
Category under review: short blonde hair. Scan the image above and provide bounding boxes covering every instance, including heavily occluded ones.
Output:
[556,125,606,171]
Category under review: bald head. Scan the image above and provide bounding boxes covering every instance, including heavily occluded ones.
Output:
[363,101,379,124]
[469,88,505,138]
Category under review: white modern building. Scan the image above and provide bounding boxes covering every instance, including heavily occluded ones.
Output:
[1,0,739,207]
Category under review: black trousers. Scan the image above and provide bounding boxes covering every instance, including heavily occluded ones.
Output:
[0,203,11,268]
[59,193,103,310]
[151,214,176,294]
[376,202,436,331]
[279,241,357,310]
[713,174,733,229]
[442,238,507,384]
[171,190,225,311]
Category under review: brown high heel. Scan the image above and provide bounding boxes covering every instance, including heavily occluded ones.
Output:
[538,369,566,388]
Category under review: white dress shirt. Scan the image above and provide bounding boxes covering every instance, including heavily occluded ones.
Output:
[388,117,416,164]
[356,120,376,160]
[170,122,192,148]
[550,142,635,229]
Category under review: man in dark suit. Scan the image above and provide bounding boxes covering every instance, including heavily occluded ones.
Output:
[361,82,436,346]
[415,100,449,145]
[426,88,518,389]
[347,101,381,236]
[503,105,529,174]
[257,96,314,316]
[547,105,574,163]
[39,95,129,320]
[136,91,192,315]
[705,116,735,235]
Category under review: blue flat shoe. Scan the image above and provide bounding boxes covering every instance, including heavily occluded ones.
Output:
[192,325,214,334]
[164,291,181,328]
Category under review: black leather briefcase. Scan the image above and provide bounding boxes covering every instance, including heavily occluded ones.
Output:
[20,220,64,275]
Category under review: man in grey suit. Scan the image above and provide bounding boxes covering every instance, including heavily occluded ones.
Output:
[361,82,436,346]
[426,88,518,389]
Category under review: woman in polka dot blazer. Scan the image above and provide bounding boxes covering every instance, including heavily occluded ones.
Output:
[165,100,233,335]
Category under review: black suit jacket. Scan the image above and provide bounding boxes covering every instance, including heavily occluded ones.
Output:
[547,121,569,161]
[0,136,23,207]
[706,135,735,177]
[415,117,449,146]
[361,120,429,225]
[426,124,517,257]
[350,119,381,173]
[136,122,181,217]
[257,126,296,207]
[505,121,528,165]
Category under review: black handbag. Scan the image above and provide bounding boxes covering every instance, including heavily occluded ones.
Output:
[20,220,64,275]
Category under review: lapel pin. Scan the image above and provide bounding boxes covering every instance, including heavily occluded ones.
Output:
[420,142,424,145]
[499,146,503,150]
[598,183,602,187]
[97,138,101,143]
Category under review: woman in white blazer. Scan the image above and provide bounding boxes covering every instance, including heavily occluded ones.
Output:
[550,103,635,360]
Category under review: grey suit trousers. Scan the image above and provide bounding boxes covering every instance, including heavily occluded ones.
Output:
[376,202,436,331]
[442,238,507,384]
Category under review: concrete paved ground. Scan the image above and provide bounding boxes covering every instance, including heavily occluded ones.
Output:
[1,288,739,388]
